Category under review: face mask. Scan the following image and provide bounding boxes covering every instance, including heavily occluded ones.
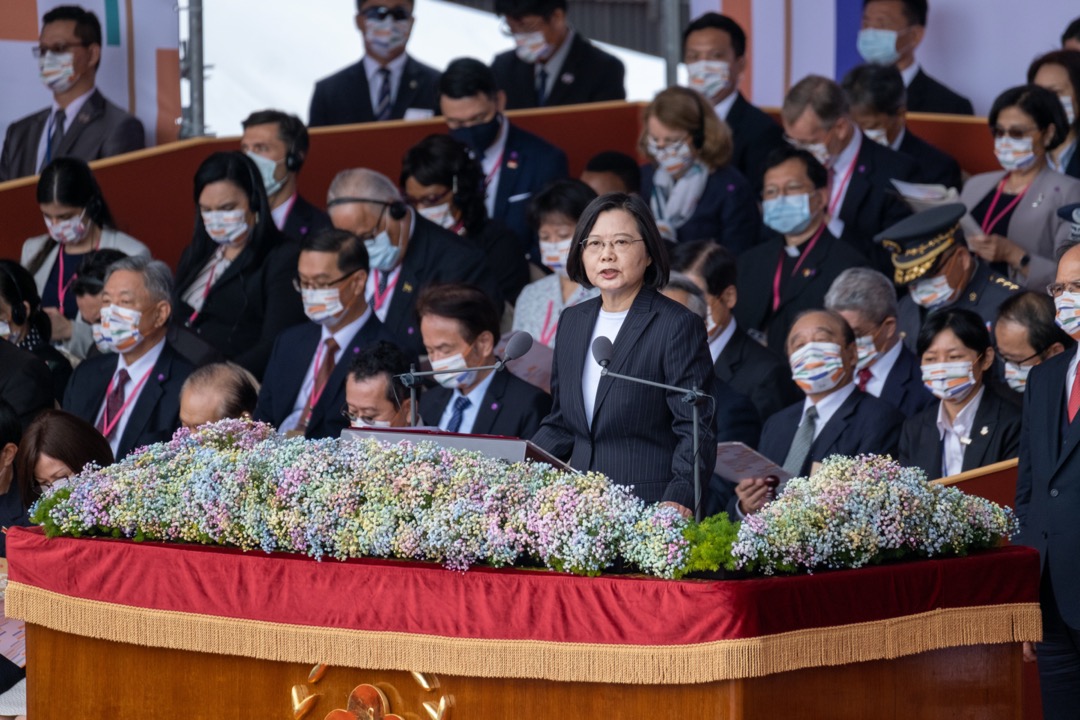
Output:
[864,127,890,146]
[418,203,454,229]
[855,334,879,371]
[686,60,730,101]
[909,272,956,309]
[450,115,502,156]
[351,416,393,429]
[39,51,77,93]
[512,31,551,64]
[91,322,114,354]
[430,352,478,389]
[244,151,285,197]
[1055,291,1080,339]
[539,238,573,276]
[45,210,89,245]
[0,321,10,342]
[202,209,249,246]
[994,136,1037,172]
[365,17,410,58]
[301,288,345,325]
[788,139,832,168]
[1061,95,1077,126]
[763,193,814,235]
[857,28,900,65]
[921,361,977,402]
[648,138,695,177]
[1003,361,1033,393]
[790,341,846,394]
[365,230,402,272]
[99,304,144,354]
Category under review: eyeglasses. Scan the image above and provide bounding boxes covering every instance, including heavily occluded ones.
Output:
[360,6,411,21]
[340,386,401,425]
[1047,281,1080,298]
[404,189,451,208]
[762,183,814,201]
[31,42,86,58]
[580,236,644,254]
[991,125,1038,140]
[293,267,362,292]
[998,350,1041,367]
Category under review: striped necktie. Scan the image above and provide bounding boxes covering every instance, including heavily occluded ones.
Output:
[375,67,392,121]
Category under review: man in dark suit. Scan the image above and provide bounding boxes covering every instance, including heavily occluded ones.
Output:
[417,285,551,438]
[491,0,624,109]
[440,58,568,261]
[240,110,331,244]
[344,341,414,428]
[842,63,962,190]
[0,6,144,182]
[308,0,440,127]
[682,13,784,194]
[734,146,871,354]
[326,168,502,358]
[63,257,194,460]
[858,0,974,115]
[733,309,904,516]
[255,229,401,440]
[826,267,934,418]
[781,75,916,275]
[1015,243,1080,718]
[0,342,53,430]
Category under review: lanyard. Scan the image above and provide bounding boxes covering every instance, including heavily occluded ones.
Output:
[827,148,860,218]
[303,341,335,419]
[99,367,154,440]
[484,149,505,189]
[187,253,224,325]
[55,235,99,311]
[539,301,558,346]
[772,223,826,311]
[371,269,399,311]
[979,175,1028,235]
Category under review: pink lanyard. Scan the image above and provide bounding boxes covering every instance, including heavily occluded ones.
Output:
[979,175,1028,235]
[187,254,223,325]
[484,149,505,188]
[772,223,826,311]
[371,270,399,312]
[55,236,98,311]
[539,301,558,346]
[99,367,154,439]
[827,149,860,218]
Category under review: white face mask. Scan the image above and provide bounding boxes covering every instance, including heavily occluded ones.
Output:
[244,151,286,198]
[994,136,1037,172]
[45,209,89,245]
[430,351,478,389]
[648,138,695,177]
[512,30,551,64]
[539,237,573,276]
[1055,291,1080,340]
[686,60,730,102]
[99,304,144,354]
[1061,95,1077,127]
[91,322,114,354]
[856,28,900,65]
[854,334,879,371]
[909,273,956,309]
[0,321,11,342]
[350,416,393,429]
[787,137,831,167]
[202,209,249,246]
[418,203,455,229]
[301,287,345,325]
[790,341,847,394]
[921,361,977,402]
[365,17,410,58]
[39,51,77,93]
[1003,361,1033,393]
[863,127,890,146]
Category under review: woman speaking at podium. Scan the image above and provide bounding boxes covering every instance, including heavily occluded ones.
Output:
[531,193,716,517]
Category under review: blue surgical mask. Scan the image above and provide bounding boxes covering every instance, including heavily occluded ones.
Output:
[244,151,285,197]
[857,28,900,65]
[365,230,402,272]
[763,193,814,235]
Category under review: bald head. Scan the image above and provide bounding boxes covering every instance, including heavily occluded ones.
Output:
[179,362,260,429]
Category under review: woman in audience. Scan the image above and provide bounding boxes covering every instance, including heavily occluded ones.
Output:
[14,409,113,510]
[961,84,1080,291]
[0,261,71,403]
[0,400,29,557]
[20,158,149,346]
[513,180,600,348]
[173,151,304,379]
[1028,50,1080,179]
[899,309,1021,481]
[639,86,760,251]
[69,249,129,360]
[400,134,528,304]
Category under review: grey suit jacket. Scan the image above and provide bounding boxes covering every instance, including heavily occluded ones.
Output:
[960,167,1080,291]
[0,88,145,182]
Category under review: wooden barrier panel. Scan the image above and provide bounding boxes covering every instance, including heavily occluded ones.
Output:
[932,457,1019,510]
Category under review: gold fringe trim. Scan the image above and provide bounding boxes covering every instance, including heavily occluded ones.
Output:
[7,582,1040,685]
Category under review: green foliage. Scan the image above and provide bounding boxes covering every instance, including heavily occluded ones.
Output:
[675,513,741,578]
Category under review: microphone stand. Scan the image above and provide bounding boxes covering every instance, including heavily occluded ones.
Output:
[397,358,513,429]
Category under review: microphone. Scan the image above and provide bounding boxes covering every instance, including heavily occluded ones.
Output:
[494,331,534,371]
[591,336,613,370]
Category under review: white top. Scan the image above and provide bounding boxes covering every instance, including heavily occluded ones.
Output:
[935,386,986,478]
[181,246,231,314]
[826,126,862,239]
[862,339,903,398]
[535,28,576,100]
[900,62,920,88]
[708,317,737,364]
[582,308,628,426]
[713,91,738,121]
[363,52,408,114]
[95,337,166,457]
[481,116,511,218]
[271,192,297,229]
[437,369,497,434]
[280,308,372,433]
[800,381,856,440]
[35,85,96,171]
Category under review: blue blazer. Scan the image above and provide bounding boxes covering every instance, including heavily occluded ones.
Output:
[879,344,936,419]
[63,341,195,459]
[253,313,402,440]
[640,163,761,254]
[531,287,717,508]
[492,123,569,262]
[308,55,440,127]
[419,370,552,440]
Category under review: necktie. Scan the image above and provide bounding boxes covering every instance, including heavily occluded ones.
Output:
[782,405,818,477]
[299,338,339,432]
[377,270,389,294]
[375,67,392,121]
[536,66,549,106]
[1069,369,1080,423]
[97,368,130,439]
[446,396,472,433]
[856,367,873,393]
[43,108,66,169]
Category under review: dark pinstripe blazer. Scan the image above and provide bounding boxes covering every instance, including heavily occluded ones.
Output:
[531,287,717,508]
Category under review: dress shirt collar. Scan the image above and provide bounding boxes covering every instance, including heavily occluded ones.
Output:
[271,192,297,230]
[482,115,511,172]
[865,338,903,394]
[537,27,576,86]
[900,61,920,88]
[708,317,737,364]
[890,126,906,152]
[802,380,856,438]
[53,85,95,117]
[320,304,373,352]
[832,125,862,177]
[363,51,407,79]
[713,90,739,121]
[117,335,166,381]
[936,385,985,442]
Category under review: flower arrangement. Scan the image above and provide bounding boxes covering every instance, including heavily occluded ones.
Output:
[31,420,690,578]
[730,454,1018,575]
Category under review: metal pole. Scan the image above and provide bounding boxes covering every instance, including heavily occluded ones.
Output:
[662,0,681,88]
[188,0,205,137]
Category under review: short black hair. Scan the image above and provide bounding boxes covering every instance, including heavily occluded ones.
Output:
[762,146,829,190]
[841,63,906,117]
[988,84,1070,152]
[241,109,310,171]
[348,340,411,404]
[1062,16,1080,45]
[699,243,737,296]
[73,249,128,297]
[996,291,1076,355]
[416,284,502,346]
[439,57,499,101]
[494,0,566,20]
[565,192,671,290]
[0,260,51,344]
[43,5,102,48]
[862,0,927,27]
[682,13,746,57]
[191,151,276,264]
[356,0,414,10]
[1028,51,1080,134]
[300,228,370,275]
[0,399,20,449]
[528,179,597,232]
[400,134,487,235]
[916,308,991,358]
[583,151,642,194]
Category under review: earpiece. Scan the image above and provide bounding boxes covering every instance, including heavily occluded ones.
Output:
[387,200,408,220]
[0,263,28,326]
[284,144,303,172]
